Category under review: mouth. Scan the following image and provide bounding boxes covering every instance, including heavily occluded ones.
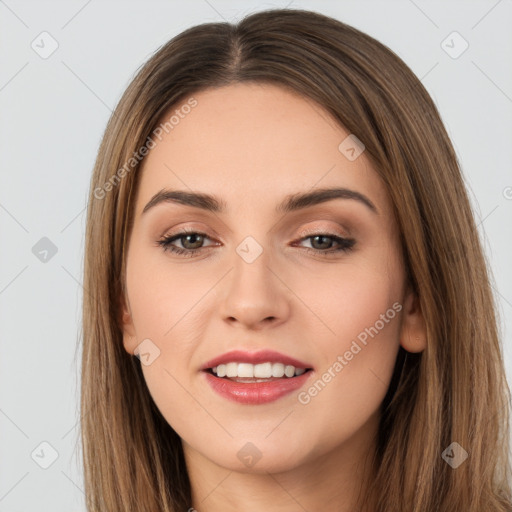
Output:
[201,354,314,404]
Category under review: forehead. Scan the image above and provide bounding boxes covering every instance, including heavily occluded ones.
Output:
[135,82,391,219]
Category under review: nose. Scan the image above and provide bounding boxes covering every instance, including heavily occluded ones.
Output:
[217,248,291,331]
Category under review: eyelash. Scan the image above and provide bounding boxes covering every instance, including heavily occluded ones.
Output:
[156,228,356,258]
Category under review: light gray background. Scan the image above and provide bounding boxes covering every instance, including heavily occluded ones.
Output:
[1,0,511,510]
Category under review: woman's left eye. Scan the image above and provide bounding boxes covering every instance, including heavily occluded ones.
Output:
[156,230,356,258]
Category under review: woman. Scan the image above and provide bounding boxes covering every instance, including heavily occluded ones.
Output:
[81,8,512,511]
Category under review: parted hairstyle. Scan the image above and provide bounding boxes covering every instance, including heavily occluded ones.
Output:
[80,8,512,511]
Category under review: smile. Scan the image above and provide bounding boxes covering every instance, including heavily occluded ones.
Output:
[201,350,314,404]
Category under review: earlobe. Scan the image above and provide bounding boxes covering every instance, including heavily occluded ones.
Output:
[399,289,427,353]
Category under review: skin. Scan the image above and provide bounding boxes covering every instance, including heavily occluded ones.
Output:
[121,82,426,511]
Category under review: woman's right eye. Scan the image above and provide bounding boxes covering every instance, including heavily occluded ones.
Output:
[157,230,215,257]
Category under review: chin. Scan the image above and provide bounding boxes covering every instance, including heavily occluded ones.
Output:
[194,437,312,475]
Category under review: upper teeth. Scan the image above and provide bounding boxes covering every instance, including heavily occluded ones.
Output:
[212,362,306,378]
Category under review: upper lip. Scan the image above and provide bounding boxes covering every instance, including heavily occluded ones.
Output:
[201,349,313,371]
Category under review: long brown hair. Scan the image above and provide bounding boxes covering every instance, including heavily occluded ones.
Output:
[81,8,512,511]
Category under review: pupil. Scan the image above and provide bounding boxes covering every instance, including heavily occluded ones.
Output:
[312,235,331,250]
[184,234,203,249]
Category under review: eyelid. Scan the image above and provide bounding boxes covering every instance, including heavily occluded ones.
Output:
[164,227,218,245]
[294,224,350,239]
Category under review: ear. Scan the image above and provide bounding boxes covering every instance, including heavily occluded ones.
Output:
[399,286,427,353]
[120,292,138,355]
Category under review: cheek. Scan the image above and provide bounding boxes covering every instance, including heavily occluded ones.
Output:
[291,254,403,417]
[294,250,403,358]
[326,277,402,358]
[125,250,219,430]
[126,247,212,341]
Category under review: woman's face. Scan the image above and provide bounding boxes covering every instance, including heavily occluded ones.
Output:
[121,82,425,475]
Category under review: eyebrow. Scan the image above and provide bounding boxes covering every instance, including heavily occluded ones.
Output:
[142,187,378,216]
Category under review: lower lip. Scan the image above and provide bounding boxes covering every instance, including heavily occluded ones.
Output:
[203,370,313,404]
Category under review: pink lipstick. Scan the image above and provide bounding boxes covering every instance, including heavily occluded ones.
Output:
[201,350,314,404]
